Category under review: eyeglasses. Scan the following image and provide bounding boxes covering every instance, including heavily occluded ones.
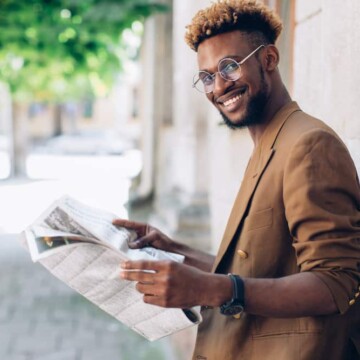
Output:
[192,44,265,94]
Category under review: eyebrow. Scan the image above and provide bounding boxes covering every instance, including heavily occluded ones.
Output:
[223,55,242,59]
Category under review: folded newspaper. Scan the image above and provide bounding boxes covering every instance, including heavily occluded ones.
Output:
[23,195,202,341]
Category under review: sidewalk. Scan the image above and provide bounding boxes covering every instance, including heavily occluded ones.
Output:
[0,233,177,360]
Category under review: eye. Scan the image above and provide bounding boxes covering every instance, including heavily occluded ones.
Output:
[199,72,213,85]
[220,60,239,75]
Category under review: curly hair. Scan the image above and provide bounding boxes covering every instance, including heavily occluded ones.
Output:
[185,0,283,52]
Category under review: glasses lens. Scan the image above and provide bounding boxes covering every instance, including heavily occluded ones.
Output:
[219,59,241,81]
[193,71,214,93]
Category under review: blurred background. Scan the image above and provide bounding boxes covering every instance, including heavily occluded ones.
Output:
[0,0,359,359]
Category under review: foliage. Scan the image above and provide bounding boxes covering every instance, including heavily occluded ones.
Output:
[0,0,168,101]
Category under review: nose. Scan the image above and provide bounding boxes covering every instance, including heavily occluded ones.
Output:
[212,72,233,97]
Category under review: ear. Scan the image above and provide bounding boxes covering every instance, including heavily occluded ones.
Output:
[263,45,279,72]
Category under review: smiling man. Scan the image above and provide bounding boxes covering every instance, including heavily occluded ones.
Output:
[114,1,360,359]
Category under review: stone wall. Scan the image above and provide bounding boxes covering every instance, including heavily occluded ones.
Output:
[293,0,360,174]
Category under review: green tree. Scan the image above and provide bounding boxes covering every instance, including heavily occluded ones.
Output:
[0,0,168,176]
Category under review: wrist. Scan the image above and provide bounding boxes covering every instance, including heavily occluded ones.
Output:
[168,240,188,256]
[171,241,195,261]
[202,273,233,307]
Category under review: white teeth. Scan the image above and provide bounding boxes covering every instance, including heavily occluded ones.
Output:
[223,94,242,107]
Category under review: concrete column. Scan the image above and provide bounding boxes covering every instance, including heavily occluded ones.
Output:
[131,2,175,203]
[149,0,214,250]
[170,0,211,197]
[0,83,12,179]
[12,102,29,177]
[131,17,157,201]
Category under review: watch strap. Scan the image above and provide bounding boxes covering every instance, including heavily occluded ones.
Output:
[230,274,245,305]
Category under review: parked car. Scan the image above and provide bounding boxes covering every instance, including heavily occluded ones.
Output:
[34,130,134,156]
[27,130,142,180]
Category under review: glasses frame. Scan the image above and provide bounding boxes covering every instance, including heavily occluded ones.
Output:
[193,44,265,94]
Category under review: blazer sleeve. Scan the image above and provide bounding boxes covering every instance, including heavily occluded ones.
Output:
[283,128,360,314]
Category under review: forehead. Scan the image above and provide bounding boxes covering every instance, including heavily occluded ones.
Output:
[197,31,252,71]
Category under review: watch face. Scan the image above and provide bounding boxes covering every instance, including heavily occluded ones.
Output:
[221,304,244,316]
[225,305,244,316]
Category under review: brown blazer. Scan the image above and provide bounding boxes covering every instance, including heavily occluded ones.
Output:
[193,102,360,360]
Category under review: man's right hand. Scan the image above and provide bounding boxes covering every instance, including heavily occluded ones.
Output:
[112,218,215,272]
[112,219,178,253]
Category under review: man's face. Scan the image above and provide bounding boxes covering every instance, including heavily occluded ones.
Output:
[197,31,270,129]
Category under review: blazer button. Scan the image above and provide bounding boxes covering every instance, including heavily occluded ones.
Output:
[237,249,248,259]
[349,299,356,306]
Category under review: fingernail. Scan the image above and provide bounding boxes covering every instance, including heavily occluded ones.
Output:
[128,240,139,248]
[120,262,127,269]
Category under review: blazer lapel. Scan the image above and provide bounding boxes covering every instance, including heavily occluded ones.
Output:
[212,148,274,272]
[212,102,302,273]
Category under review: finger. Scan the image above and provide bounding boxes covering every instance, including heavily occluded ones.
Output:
[112,219,146,235]
[143,294,170,307]
[127,236,148,249]
[136,283,159,295]
[120,260,161,271]
[143,294,159,305]
[120,260,172,272]
[120,269,155,283]
[128,232,157,249]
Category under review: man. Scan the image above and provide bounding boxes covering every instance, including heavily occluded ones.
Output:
[113,1,360,359]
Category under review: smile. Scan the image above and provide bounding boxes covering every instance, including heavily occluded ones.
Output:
[223,94,242,107]
[221,88,247,108]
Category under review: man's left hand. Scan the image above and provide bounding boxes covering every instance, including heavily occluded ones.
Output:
[120,260,231,308]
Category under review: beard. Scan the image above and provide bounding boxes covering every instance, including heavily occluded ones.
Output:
[220,68,269,130]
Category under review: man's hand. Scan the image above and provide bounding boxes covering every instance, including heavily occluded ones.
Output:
[112,219,177,253]
[120,260,232,308]
[112,219,216,272]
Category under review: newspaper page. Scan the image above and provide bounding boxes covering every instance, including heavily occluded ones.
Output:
[23,196,202,341]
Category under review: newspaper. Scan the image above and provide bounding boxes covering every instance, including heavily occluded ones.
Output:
[23,196,202,341]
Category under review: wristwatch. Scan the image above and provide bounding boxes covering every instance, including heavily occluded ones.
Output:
[220,274,245,318]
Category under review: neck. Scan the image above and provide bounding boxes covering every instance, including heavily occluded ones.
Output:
[248,83,292,147]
